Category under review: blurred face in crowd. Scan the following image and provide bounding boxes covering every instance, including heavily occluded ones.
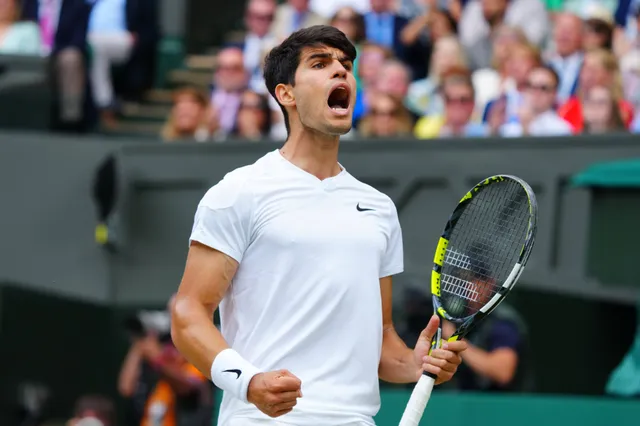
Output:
[172,91,207,135]
[583,19,612,51]
[582,86,616,132]
[431,37,465,79]
[358,44,388,86]
[443,79,475,128]
[376,61,410,101]
[245,0,275,38]
[288,0,309,13]
[491,26,524,71]
[0,0,18,23]
[370,0,394,14]
[524,67,558,114]
[368,94,405,137]
[236,90,269,138]
[481,0,508,26]
[214,48,248,92]
[505,44,539,87]
[579,52,613,92]
[553,13,583,57]
[331,7,361,42]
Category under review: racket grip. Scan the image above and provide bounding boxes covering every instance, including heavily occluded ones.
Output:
[398,374,436,426]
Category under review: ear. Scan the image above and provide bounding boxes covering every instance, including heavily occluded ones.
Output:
[275,83,296,108]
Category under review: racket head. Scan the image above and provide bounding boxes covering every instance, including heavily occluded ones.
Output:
[430,175,538,340]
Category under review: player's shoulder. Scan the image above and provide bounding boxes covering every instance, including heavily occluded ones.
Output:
[199,151,274,208]
[343,173,398,215]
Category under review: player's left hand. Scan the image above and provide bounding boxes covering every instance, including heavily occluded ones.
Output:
[413,315,467,385]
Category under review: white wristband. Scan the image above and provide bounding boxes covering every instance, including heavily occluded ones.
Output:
[210,348,261,403]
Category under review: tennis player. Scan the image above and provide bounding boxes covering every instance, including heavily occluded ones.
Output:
[171,25,467,426]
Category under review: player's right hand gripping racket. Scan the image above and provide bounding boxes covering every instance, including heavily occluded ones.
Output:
[398,175,538,426]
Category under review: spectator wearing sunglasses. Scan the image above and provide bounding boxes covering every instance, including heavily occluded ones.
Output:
[414,67,488,138]
[500,65,573,137]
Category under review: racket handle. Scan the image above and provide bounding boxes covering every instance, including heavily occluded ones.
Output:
[398,374,436,426]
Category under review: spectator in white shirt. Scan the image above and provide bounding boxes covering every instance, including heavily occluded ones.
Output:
[546,13,584,104]
[501,65,573,136]
[239,0,278,93]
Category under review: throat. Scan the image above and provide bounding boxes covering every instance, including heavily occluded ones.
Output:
[279,141,342,181]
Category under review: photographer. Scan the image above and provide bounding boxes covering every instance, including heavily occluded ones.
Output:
[118,296,213,426]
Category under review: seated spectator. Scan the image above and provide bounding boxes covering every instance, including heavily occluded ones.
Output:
[351,42,394,122]
[230,90,272,140]
[583,16,615,51]
[546,12,584,104]
[501,65,573,136]
[271,0,327,42]
[458,0,549,70]
[414,67,488,138]
[582,85,628,133]
[161,88,211,142]
[22,0,92,132]
[0,0,41,55]
[406,36,468,117]
[210,46,250,138]
[67,395,115,426]
[471,25,528,113]
[87,0,159,129]
[482,40,542,128]
[357,93,414,137]
[364,0,430,80]
[558,48,635,132]
[235,0,278,93]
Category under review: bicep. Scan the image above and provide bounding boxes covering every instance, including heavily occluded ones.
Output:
[175,241,239,315]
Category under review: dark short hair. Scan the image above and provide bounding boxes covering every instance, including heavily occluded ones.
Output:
[533,65,560,89]
[263,25,357,135]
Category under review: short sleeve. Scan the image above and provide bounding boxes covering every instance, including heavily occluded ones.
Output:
[189,174,253,263]
[379,199,404,278]
[488,320,521,352]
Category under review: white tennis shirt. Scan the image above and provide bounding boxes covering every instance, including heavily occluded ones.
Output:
[189,150,404,425]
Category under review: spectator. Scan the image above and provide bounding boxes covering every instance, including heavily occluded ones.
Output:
[87,0,159,129]
[271,0,327,42]
[23,0,93,132]
[406,36,468,117]
[583,16,615,51]
[357,92,414,137]
[458,0,549,70]
[236,0,278,93]
[364,0,430,80]
[558,48,635,132]
[161,88,211,142]
[414,67,488,138]
[582,85,628,133]
[67,395,115,426]
[329,7,366,93]
[501,65,573,136]
[546,12,584,103]
[473,27,530,118]
[376,59,412,105]
[230,90,273,140]
[0,0,41,55]
[621,50,640,112]
[444,303,533,392]
[352,42,394,122]
[210,46,250,138]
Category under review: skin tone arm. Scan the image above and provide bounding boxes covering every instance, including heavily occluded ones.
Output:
[171,241,301,418]
[378,276,467,385]
[117,342,143,397]
[443,321,518,385]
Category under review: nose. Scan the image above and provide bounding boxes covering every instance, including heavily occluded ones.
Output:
[332,62,348,79]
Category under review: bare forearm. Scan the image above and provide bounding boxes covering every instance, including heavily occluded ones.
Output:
[118,346,142,397]
[400,14,429,46]
[461,344,516,385]
[378,327,419,384]
[171,296,229,379]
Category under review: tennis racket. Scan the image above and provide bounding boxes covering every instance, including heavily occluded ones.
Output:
[398,174,538,426]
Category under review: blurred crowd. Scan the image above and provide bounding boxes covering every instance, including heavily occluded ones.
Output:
[160,0,640,142]
[1,0,639,140]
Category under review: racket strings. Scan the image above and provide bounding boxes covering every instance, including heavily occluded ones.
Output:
[440,180,530,318]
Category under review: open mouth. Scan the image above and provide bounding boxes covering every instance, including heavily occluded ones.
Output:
[327,85,350,112]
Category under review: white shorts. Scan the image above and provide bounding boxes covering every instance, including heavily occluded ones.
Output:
[224,419,370,426]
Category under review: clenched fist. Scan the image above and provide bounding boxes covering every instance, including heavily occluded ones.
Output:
[247,370,302,418]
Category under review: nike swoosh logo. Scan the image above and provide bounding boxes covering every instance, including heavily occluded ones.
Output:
[223,369,242,379]
[357,203,374,212]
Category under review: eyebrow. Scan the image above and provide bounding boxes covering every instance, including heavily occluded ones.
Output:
[306,52,352,65]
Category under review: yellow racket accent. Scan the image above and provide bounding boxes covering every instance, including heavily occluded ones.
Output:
[433,237,448,266]
[432,271,441,296]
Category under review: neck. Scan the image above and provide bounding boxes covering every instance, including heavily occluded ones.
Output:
[444,120,466,135]
[280,125,341,180]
